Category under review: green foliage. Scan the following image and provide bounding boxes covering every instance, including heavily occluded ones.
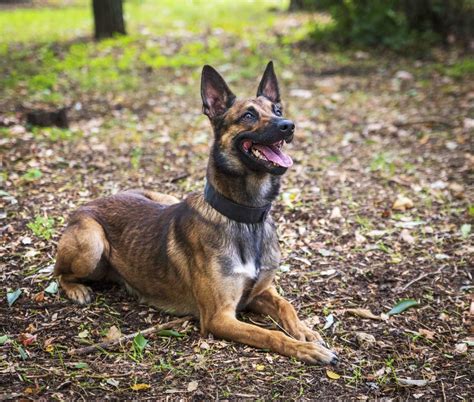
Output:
[444,58,474,79]
[310,0,473,50]
[21,168,42,182]
[27,215,55,240]
[0,0,286,105]
[131,333,148,360]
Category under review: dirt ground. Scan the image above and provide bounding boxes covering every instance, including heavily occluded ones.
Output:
[1,4,473,401]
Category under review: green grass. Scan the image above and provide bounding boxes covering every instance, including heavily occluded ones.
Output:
[27,215,56,240]
[0,0,290,105]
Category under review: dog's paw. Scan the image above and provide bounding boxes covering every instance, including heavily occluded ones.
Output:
[295,341,339,365]
[65,284,93,304]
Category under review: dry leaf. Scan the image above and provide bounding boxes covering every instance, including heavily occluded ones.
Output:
[355,332,376,344]
[345,308,381,320]
[187,381,198,392]
[418,328,435,340]
[326,370,340,380]
[398,378,428,387]
[355,231,367,244]
[131,383,151,391]
[400,229,415,244]
[104,325,121,342]
[454,343,467,354]
[392,195,414,211]
[329,206,343,221]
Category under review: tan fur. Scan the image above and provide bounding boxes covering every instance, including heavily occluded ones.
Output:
[54,67,337,365]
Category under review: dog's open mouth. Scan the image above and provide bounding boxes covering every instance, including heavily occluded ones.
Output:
[241,140,293,168]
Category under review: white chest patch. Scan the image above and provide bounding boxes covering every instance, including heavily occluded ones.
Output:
[233,261,257,279]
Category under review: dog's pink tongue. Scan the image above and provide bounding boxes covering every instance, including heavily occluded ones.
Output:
[253,144,293,168]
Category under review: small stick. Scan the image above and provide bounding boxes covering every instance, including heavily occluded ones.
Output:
[398,267,445,293]
[68,316,192,356]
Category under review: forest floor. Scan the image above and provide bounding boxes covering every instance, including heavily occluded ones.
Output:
[1,0,473,400]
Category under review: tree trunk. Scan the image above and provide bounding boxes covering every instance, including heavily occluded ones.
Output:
[92,0,126,40]
[289,0,306,11]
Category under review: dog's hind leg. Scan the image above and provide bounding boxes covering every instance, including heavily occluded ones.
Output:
[125,189,179,205]
[54,216,109,304]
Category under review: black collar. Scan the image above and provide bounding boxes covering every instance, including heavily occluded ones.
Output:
[204,181,271,224]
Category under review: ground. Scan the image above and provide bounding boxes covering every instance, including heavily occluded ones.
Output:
[0,0,473,400]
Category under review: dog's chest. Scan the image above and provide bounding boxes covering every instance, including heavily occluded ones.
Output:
[227,222,280,278]
[232,260,258,279]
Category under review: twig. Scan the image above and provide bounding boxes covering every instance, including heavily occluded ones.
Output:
[68,316,192,356]
[398,267,445,293]
[441,381,446,402]
[393,119,456,128]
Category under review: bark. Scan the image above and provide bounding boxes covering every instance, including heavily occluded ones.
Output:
[92,0,126,40]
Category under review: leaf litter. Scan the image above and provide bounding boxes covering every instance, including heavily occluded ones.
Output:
[0,0,472,400]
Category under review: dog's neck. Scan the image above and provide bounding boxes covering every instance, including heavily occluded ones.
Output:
[206,146,281,208]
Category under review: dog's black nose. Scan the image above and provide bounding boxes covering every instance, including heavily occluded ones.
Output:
[277,119,295,134]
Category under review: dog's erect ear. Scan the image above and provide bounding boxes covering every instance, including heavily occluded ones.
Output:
[201,65,236,118]
[257,61,280,104]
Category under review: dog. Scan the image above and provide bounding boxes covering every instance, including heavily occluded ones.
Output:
[54,62,338,365]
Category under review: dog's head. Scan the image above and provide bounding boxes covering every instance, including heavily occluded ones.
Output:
[201,62,294,176]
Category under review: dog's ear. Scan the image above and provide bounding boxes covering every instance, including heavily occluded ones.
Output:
[257,61,280,104]
[201,65,236,118]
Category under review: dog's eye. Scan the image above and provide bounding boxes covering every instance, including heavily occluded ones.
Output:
[243,111,255,120]
[274,108,282,117]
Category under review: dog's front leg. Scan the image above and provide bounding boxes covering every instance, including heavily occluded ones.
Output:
[247,286,326,345]
[203,308,338,365]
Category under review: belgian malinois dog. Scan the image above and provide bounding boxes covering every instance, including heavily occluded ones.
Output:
[54,62,338,365]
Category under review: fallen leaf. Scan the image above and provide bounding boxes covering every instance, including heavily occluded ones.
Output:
[318,248,332,257]
[418,329,435,340]
[131,383,151,391]
[355,231,367,244]
[448,182,464,198]
[400,229,415,244]
[187,381,198,392]
[255,364,265,371]
[461,224,471,239]
[7,289,22,307]
[329,206,343,221]
[19,333,37,347]
[157,329,184,338]
[78,330,89,339]
[398,378,428,387]
[366,230,387,238]
[454,343,467,354]
[345,308,381,320]
[104,325,121,342]
[355,332,376,344]
[106,378,120,387]
[326,370,340,380]
[199,341,210,350]
[33,291,45,302]
[319,269,336,276]
[392,195,414,211]
[323,314,334,330]
[388,299,419,316]
[74,362,89,369]
[44,281,58,294]
[0,335,11,345]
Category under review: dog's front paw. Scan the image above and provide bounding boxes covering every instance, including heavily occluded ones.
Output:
[295,341,339,365]
[287,321,326,345]
[64,284,93,304]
